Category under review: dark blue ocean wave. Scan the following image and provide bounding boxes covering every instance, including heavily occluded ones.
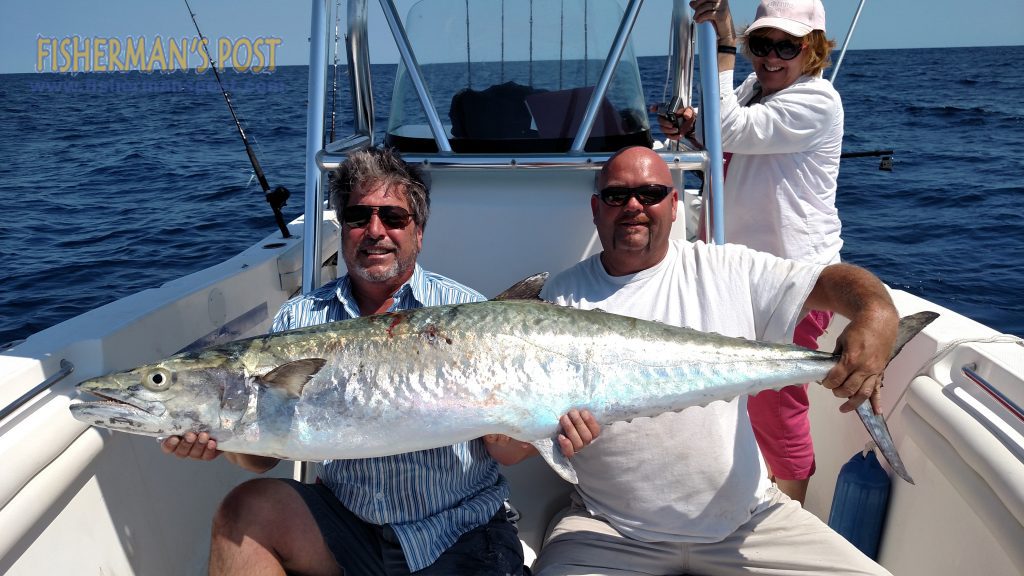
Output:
[2,47,1023,344]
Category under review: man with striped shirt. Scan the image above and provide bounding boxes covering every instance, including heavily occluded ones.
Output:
[162,147,597,575]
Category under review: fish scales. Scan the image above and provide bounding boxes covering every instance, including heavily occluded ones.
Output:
[72,300,832,456]
[70,298,934,483]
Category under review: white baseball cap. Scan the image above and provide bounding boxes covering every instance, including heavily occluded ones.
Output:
[746,0,826,37]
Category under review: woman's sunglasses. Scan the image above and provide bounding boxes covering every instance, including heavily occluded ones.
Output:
[747,36,804,61]
[598,184,672,207]
[341,205,414,229]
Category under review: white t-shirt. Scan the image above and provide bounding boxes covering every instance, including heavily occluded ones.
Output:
[539,240,823,542]
[716,70,844,265]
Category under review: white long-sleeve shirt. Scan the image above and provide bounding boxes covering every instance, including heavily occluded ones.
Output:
[713,69,844,264]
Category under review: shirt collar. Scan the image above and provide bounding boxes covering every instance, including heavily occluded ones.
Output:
[326,264,427,317]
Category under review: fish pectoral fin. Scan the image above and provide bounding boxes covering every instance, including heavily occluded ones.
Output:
[493,272,549,301]
[259,358,327,397]
[531,437,579,484]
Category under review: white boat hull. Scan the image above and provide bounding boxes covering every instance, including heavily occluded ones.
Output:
[809,290,1024,575]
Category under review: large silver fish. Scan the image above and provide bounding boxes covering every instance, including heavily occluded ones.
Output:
[70,275,935,484]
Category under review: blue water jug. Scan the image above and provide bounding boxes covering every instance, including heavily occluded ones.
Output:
[827,449,891,559]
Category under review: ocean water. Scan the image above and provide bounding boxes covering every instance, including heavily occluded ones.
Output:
[1,46,1022,346]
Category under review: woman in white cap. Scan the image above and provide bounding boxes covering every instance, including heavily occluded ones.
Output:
[660,0,844,507]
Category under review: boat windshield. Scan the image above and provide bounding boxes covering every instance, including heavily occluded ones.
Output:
[385,0,653,153]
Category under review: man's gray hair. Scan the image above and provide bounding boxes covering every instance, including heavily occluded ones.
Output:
[329,147,430,228]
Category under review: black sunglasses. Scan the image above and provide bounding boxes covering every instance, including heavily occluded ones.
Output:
[747,36,804,60]
[341,205,414,229]
[597,184,672,207]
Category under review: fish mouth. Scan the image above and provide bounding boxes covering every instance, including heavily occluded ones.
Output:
[78,387,162,416]
[69,396,174,436]
[70,399,150,419]
[69,383,171,436]
[69,399,165,433]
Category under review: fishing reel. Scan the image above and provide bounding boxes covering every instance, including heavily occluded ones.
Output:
[652,100,685,130]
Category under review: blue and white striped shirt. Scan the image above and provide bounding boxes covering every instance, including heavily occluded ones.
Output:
[271,264,510,571]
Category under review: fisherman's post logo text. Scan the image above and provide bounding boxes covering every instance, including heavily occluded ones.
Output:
[36,35,283,73]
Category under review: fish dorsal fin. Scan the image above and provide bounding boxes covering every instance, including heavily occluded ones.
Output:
[493,272,549,301]
[259,358,326,397]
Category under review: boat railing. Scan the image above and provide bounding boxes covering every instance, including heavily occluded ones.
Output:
[667,0,695,113]
[830,0,868,83]
[302,0,330,294]
[345,0,374,139]
[377,0,452,153]
[319,149,707,171]
[305,0,726,293]
[569,0,644,153]
[961,364,1024,425]
[0,359,74,423]
[693,20,725,244]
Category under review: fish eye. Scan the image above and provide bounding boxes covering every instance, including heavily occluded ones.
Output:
[142,368,173,392]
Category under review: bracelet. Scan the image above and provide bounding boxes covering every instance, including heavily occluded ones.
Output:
[717,45,737,55]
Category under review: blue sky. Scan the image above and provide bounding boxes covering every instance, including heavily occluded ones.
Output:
[2,0,1022,74]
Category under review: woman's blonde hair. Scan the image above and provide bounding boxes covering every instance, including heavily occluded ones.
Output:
[801,30,836,76]
[741,29,836,77]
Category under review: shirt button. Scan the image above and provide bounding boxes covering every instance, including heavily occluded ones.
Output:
[375,492,385,501]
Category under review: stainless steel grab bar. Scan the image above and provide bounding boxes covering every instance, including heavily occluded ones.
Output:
[0,359,75,422]
[962,363,1024,423]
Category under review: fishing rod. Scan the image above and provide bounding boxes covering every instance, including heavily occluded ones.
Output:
[828,0,894,171]
[840,149,895,171]
[329,0,341,142]
[841,149,894,158]
[183,0,291,238]
[830,0,867,84]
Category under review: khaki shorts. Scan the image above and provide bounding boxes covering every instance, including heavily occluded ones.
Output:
[532,487,891,576]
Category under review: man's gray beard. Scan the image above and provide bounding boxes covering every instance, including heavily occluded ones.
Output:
[346,251,417,283]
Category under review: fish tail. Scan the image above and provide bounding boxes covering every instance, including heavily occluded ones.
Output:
[855,311,939,484]
[857,404,914,484]
[888,311,940,362]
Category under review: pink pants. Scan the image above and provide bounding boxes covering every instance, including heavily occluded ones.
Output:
[747,310,833,481]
